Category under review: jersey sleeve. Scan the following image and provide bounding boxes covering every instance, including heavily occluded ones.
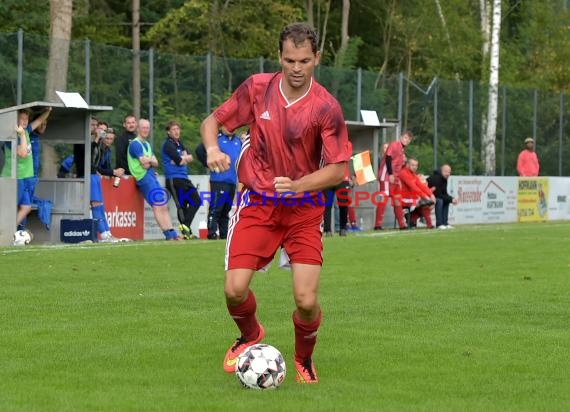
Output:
[320,101,350,165]
[213,76,256,133]
[129,141,144,159]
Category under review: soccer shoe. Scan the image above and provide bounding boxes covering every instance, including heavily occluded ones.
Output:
[294,357,318,384]
[223,324,265,373]
[179,224,196,240]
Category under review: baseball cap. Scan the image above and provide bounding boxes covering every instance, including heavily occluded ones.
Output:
[524,137,534,144]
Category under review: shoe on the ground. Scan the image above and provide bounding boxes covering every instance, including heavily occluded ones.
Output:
[437,225,448,230]
[339,229,347,237]
[100,234,120,243]
[294,356,318,384]
[373,226,383,231]
[445,225,454,229]
[324,231,333,237]
[179,224,196,239]
[223,324,265,373]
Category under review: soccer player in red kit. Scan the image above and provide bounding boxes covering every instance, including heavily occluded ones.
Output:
[374,131,413,230]
[200,23,350,384]
[399,157,436,228]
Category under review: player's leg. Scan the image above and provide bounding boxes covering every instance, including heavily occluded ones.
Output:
[218,183,235,239]
[374,180,389,230]
[179,178,200,234]
[90,174,112,240]
[435,198,444,228]
[16,178,32,226]
[140,176,179,240]
[291,263,322,383]
[391,184,406,229]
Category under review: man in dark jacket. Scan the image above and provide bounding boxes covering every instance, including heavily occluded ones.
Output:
[427,164,458,229]
[114,114,137,175]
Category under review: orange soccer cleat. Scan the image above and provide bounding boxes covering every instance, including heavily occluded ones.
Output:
[222,324,265,373]
[294,356,319,384]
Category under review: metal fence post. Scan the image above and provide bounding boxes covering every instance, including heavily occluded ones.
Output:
[149,48,154,147]
[558,93,564,176]
[397,72,404,131]
[17,29,23,105]
[259,56,264,73]
[356,67,362,122]
[84,39,90,104]
[468,80,473,175]
[206,52,212,114]
[533,89,538,145]
[433,77,438,170]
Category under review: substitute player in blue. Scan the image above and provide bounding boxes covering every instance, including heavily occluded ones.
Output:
[161,121,201,239]
[206,130,242,239]
[128,118,181,240]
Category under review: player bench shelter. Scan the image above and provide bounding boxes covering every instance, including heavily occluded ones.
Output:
[0,101,112,245]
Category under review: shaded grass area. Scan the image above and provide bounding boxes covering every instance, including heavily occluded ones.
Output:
[1,222,569,411]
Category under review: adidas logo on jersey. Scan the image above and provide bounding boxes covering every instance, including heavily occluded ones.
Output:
[260,110,271,120]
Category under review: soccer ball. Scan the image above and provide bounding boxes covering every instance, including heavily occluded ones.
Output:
[13,229,32,246]
[235,344,286,390]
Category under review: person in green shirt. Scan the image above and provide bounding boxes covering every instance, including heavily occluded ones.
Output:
[15,107,51,228]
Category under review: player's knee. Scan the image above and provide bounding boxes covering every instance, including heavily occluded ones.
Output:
[224,284,248,305]
[294,293,318,314]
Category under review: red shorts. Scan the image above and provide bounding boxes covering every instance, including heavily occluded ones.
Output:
[225,190,324,271]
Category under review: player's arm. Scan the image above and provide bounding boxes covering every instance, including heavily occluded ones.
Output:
[30,107,52,131]
[200,113,230,172]
[15,126,29,158]
[275,162,345,195]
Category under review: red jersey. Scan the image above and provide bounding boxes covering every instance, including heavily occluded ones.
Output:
[378,140,405,183]
[214,72,349,196]
[399,167,433,198]
[517,150,539,176]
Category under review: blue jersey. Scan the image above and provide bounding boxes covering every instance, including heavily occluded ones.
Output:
[210,132,241,184]
[161,137,188,179]
[29,129,40,177]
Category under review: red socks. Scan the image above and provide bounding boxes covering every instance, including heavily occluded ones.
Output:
[227,290,260,341]
[293,310,322,361]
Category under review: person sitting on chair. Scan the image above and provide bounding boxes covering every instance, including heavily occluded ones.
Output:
[399,157,435,229]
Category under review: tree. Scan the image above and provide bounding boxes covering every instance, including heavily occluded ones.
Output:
[43,0,72,178]
[483,0,501,175]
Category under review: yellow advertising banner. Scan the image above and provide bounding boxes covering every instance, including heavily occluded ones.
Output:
[517,178,549,222]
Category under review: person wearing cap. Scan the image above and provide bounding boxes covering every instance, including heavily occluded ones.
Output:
[517,137,539,177]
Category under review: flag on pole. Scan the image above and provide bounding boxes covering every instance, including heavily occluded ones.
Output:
[352,151,376,185]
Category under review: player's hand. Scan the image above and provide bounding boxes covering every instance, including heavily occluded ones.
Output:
[274,176,297,195]
[207,147,230,173]
[114,168,125,177]
[452,197,458,205]
[388,174,395,184]
[15,125,25,135]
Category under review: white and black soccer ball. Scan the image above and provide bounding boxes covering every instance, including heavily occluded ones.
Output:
[235,344,286,390]
[13,229,32,246]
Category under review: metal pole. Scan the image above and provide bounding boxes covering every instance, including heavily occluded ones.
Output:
[468,80,473,175]
[533,89,538,144]
[501,86,507,176]
[356,67,362,122]
[397,72,404,133]
[17,29,23,105]
[84,39,90,104]
[149,48,154,148]
[558,93,564,176]
[259,56,264,73]
[433,77,438,170]
[206,52,212,114]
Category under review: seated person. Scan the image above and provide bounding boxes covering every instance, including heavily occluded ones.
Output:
[399,157,435,229]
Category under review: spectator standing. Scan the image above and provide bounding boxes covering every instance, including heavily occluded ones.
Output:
[516,137,539,177]
[128,119,181,240]
[161,121,201,239]
[427,164,458,229]
[115,114,138,175]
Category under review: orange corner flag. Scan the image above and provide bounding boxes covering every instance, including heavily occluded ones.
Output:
[352,151,376,185]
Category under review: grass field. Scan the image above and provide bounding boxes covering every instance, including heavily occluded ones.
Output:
[1,222,569,411]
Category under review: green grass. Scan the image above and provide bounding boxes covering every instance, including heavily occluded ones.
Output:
[1,222,569,411]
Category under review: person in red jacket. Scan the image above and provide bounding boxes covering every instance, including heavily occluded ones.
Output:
[374,131,413,230]
[399,157,435,229]
[517,137,539,177]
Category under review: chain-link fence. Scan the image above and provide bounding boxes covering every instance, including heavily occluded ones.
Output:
[1,30,569,176]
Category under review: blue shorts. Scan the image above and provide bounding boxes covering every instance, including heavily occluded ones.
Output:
[137,173,167,206]
[90,174,103,202]
[17,177,36,206]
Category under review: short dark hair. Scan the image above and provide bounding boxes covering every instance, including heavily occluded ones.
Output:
[166,121,181,131]
[279,23,318,55]
[402,130,413,139]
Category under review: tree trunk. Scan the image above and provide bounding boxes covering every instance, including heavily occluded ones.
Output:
[483,0,501,176]
[132,0,141,120]
[335,0,350,68]
[306,0,314,28]
[43,0,72,178]
[318,0,331,56]
[479,0,491,168]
